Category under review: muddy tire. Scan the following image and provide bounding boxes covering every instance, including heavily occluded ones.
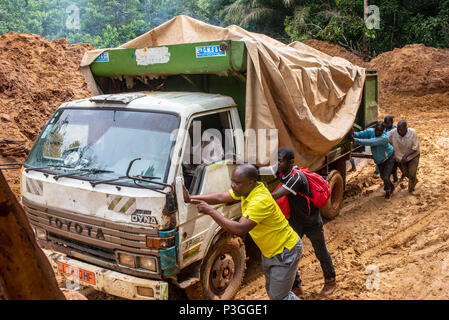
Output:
[320,170,344,220]
[185,234,246,300]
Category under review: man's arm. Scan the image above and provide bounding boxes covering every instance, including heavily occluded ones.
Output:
[272,171,304,200]
[401,148,419,163]
[271,185,292,200]
[354,134,388,147]
[183,185,235,205]
[353,129,372,139]
[193,199,256,237]
[388,129,396,144]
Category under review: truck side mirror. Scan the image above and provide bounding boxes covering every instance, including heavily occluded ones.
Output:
[258,164,278,176]
[164,191,177,215]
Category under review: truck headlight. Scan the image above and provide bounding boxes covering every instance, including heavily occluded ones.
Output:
[118,252,136,268]
[137,256,157,272]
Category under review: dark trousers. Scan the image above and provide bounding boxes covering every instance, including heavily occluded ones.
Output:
[392,161,399,180]
[290,219,336,288]
[400,154,420,191]
[377,152,396,194]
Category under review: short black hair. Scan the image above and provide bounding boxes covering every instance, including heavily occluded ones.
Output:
[384,115,394,123]
[235,164,259,181]
[397,120,407,128]
[278,147,295,161]
[375,121,385,130]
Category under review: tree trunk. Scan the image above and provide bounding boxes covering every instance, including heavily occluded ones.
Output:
[363,0,370,60]
[390,12,397,51]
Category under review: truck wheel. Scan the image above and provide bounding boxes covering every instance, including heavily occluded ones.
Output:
[185,234,246,300]
[320,170,344,220]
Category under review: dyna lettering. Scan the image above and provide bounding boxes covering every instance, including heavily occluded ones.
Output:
[47,215,105,240]
[131,213,158,225]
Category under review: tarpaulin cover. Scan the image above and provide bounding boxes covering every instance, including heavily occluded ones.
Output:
[80,15,366,169]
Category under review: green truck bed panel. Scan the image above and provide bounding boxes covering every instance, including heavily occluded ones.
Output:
[90,40,247,77]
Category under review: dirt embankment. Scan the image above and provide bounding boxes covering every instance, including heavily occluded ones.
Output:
[302,39,370,68]
[370,44,449,96]
[0,32,92,195]
[304,39,449,97]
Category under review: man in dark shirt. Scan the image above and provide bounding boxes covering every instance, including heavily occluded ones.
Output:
[271,147,336,296]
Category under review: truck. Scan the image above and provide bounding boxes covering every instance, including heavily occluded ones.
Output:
[21,40,378,300]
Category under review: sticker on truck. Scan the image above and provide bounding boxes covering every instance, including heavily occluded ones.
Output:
[94,52,109,63]
[135,47,171,65]
[57,261,96,285]
[195,45,226,58]
[106,194,136,215]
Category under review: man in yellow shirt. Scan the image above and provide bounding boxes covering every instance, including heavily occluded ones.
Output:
[183,164,302,300]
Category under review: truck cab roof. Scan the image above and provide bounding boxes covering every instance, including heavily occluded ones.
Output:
[62,91,237,117]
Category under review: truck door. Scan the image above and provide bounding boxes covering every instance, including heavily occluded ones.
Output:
[175,109,241,268]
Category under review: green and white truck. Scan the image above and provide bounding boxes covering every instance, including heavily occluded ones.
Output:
[21,40,377,300]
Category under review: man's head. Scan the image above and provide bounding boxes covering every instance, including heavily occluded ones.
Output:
[278,147,295,175]
[231,164,259,197]
[384,115,394,131]
[397,120,408,137]
[374,121,385,137]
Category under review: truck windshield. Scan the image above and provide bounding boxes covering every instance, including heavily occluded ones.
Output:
[25,108,180,187]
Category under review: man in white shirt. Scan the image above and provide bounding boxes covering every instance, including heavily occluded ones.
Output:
[388,120,420,194]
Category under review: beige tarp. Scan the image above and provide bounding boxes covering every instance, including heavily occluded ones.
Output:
[81,15,365,170]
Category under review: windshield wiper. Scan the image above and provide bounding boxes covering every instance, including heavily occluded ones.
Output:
[89,173,161,188]
[89,175,127,187]
[53,168,114,181]
[25,164,78,173]
[89,174,160,187]
[125,158,170,194]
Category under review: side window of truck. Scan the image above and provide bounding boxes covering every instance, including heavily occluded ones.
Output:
[183,111,234,193]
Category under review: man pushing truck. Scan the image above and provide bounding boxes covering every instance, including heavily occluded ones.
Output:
[183,164,302,300]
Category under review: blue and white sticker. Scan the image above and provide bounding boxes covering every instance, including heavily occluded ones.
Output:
[94,52,109,63]
[195,45,226,58]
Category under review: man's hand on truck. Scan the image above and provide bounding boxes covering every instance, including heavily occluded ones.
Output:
[182,184,236,205]
[190,199,256,238]
[190,198,214,215]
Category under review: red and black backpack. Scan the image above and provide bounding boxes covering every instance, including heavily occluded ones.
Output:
[275,167,331,218]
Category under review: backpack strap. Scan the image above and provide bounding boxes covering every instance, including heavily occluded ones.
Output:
[296,190,312,216]
[280,168,312,216]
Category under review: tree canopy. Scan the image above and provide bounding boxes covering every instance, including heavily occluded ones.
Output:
[0,0,447,56]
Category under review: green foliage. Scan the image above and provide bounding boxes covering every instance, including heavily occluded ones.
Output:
[0,0,448,55]
[0,0,210,48]
[220,0,295,40]
[283,0,449,56]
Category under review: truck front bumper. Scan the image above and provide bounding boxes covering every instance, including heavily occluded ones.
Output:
[43,249,169,300]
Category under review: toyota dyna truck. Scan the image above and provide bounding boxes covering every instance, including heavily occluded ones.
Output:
[21,40,378,300]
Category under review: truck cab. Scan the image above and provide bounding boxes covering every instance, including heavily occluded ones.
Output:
[22,91,248,299]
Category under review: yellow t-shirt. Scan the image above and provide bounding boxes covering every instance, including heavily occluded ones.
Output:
[229,182,299,258]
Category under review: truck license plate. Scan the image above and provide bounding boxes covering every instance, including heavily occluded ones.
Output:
[57,261,96,285]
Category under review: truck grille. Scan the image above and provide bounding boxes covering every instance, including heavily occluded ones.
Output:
[48,232,116,263]
[22,197,162,279]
